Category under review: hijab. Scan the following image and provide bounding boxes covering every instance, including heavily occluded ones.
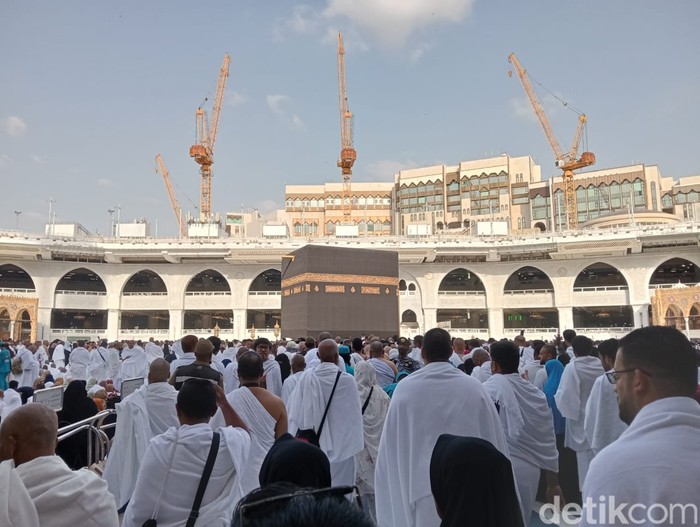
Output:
[430,434,523,527]
[543,359,565,435]
[58,380,98,424]
[258,433,332,489]
[275,353,291,383]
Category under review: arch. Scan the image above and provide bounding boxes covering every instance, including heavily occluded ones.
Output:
[664,304,686,330]
[574,262,628,289]
[689,303,700,330]
[504,266,554,293]
[399,279,407,291]
[0,264,36,291]
[0,308,10,339]
[186,269,231,293]
[438,268,485,293]
[408,283,416,291]
[401,309,418,324]
[122,269,168,294]
[15,309,32,341]
[249,269,281,293]
[649,258,700,287]
[534,221,546,232]
[55,267,107,293]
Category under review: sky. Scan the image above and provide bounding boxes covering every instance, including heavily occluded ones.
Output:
[1,1,699,236]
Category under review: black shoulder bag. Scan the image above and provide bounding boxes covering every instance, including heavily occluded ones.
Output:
[362,386,374,415]
[296,371,341,447]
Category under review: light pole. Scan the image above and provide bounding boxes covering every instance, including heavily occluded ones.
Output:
[13,211,21,230]
[107,209,115,237]
[48,197,55,235]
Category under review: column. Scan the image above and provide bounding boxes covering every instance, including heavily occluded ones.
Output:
[107,309,120,341]
[684,317,690,339]
[233,308,247,340]
[488,307,504,338]
[36,307,52,341]
[631,304,650,328]
[557,306,574,333]
[169,309,183,341]
[421,308,437,333]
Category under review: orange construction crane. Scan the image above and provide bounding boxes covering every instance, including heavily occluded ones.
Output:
[190,53,231,221]
[155,154,187,238]
[337,32,356,217]
[508,52,595,229]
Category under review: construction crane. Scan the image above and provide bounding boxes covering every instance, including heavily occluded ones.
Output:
[155,154,187,238]
[508,52,595,229]
[337,32,356,217]
[190,53,231,221]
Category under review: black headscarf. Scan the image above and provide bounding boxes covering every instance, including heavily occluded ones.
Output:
[275,354,291,383]
[58,380,99,424]
[259,433,331,489]
[430,434,523,527]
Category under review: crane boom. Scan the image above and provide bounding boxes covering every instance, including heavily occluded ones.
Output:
[337,32,356,217]
[155,154,187,238]
[189,52,231,221]
[508,52,595,229]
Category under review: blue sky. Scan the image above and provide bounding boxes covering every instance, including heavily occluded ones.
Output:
[1,1,698,236]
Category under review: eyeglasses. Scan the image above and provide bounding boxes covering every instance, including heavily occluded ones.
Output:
[605,368,653,384]
[234,485,359,526]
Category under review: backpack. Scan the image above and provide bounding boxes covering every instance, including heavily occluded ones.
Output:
[11,356,23,375]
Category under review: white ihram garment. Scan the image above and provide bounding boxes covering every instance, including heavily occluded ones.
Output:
[281,370,303,406]
[471,360,493,383]
[375,361,510,527]
[287,362,364,487]
[483,373,558,523]
[554,355,604,488]
[15,455,119,527]
[104,382,179,509]
[584,373,627,455]
[68,346,90,381]
[0,388,22,419]
[123,423,250,527]
[87,347,111,382]
[262,357,282,397]
[580,397,700,527]
[144,342,163,363]
[0,460,40,527]
[16,347,38,387]
[116,348,149,390]
[210,387,277,494]
[223,360,239,394]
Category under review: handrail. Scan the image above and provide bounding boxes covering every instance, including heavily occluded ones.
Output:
[57,409,116,468]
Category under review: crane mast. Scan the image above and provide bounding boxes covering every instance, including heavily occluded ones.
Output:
[508,52,595,229]
[155,154,187,238]
[337,32,356,217]
[190,53,231,221]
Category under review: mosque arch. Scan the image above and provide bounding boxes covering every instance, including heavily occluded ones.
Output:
[503,266,554,293]
[186,269,231,293]
[649,258,700,287]
[689,304,700,330]
[249,269,281,293]
[438,268,485,293]
[122,269,168,295]
[54,267,107,293]
[664,304,686,330]
[0,264,36,291]
[573,262,628,289]
[0,308,10,339]
[401,309,418,324]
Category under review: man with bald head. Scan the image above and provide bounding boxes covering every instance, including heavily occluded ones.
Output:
[169,338,223,390]
[281,353,306,405]
[369,340,398,389]
[104,358,179,510]
[287,339,364,487]
[470,347,493,383]
[0,404,118,526]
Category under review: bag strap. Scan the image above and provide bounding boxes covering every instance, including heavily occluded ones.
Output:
[186,432,220,527]
[317,371,342,440]
[362,386,374,415]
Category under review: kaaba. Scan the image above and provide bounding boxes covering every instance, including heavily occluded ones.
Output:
[281,245,399,339]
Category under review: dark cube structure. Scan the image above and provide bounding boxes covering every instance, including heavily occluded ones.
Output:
[281,245,399,339]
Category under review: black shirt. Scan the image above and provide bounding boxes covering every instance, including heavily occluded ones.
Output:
[173,363,222,390]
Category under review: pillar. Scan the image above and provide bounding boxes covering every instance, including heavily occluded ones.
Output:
[632,304,650,328]
[107,309,120,341]
[488,307,504,338]
[169,309,183,341]
[233,308,247,340]
[422,308,437,332]
[37,307,52,341]
[557,306,574,333]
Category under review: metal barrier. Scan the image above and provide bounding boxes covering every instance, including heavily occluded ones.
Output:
[57,409,116,468]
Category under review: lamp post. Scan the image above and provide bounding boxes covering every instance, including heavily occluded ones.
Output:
[107,209,115,237]
[13,210,21,230]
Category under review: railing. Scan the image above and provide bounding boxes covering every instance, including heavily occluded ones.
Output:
[576,327,634,334]
[573,285,628,292]
[438,290,486,296]
[400,291,417,296]
[51,328,107,335]
[55,290,107,296]
[248,291,282,296]
[57,409,116,467]
[122,291,168,296]
[504,289,554,295]
[0,287,36,294]
[185,291,231,296]
[649,283,682,290]
[119,329,169,335]
[506,327,559,335]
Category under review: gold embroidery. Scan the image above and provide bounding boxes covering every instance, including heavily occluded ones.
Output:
[361,286,380,295]
[282,272,398,288]
[325,285,346,293]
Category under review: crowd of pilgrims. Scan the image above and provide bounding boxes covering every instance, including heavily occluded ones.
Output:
[0,325,699,526]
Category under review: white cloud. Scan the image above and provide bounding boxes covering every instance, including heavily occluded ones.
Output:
[364,158,420,181]
[0,153,11,167]
[1,116,27,137]
[267,94,290,114]
[32,154,47,164]
[227,91,248,107]
[321,25,369,52]
[97,178,114,187]
[254,199,281,214]
[323,0,475,48]
[291,114,305,129]
[510,93,567,125]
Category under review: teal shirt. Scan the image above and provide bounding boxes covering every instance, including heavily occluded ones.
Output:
[0,348,10,374]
